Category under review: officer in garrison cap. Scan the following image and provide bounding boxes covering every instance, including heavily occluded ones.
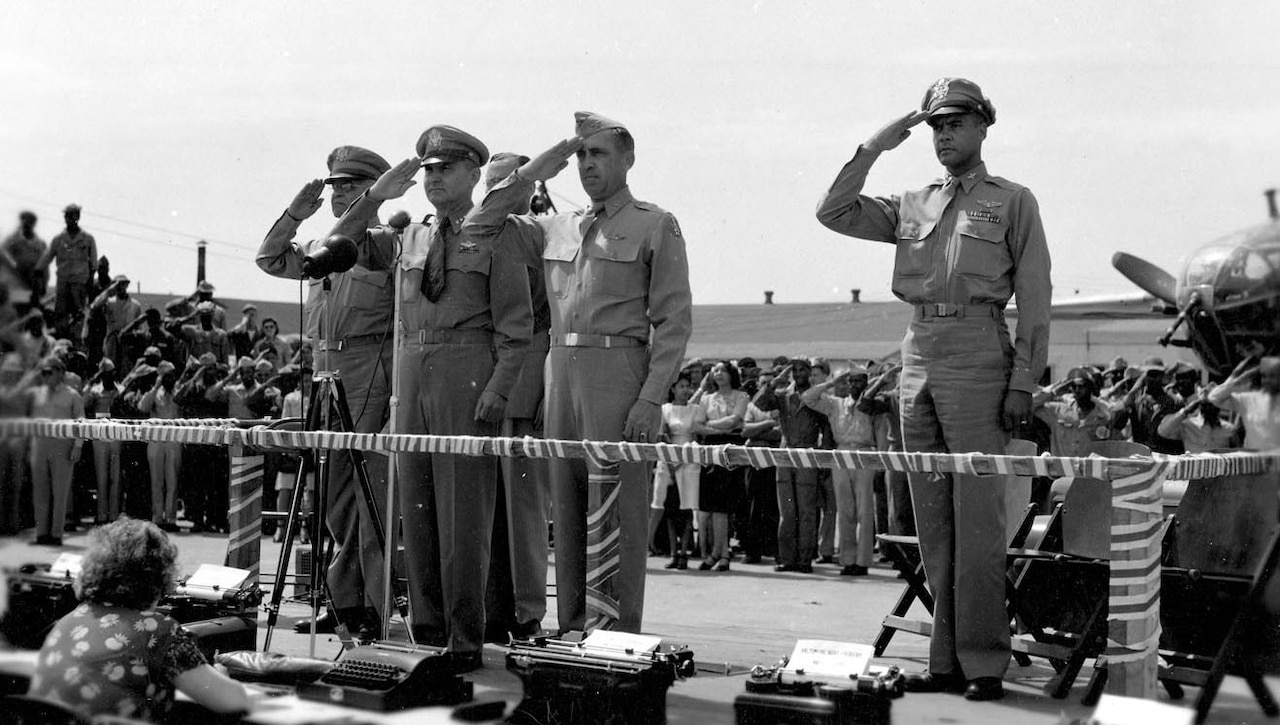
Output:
[333,125,531,669]
[480,151,553,642]
[464,111,693,634]
[256,144,396,640]
[37,203,98,344]
[816,78,1051,701]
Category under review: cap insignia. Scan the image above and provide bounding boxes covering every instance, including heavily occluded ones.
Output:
[334,146,351,162]
[428,129,443,149]
[930,78,951,106]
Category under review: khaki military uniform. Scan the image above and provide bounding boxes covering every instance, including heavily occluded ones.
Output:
[817,152,1050,679]
[257,210,395,619]
[335,194,532,654]
[468,180,692,633]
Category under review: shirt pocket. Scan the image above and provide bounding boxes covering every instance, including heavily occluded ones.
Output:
[542,235,580,300]
[584,233,644,299]
[893,218,932,279]
[955,218,1011,281]
[438,246,492,307]
[344,266,391,311]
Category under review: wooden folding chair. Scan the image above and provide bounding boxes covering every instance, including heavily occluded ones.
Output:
[1005,441,1153,698]
[871,438,1040,657]
[1085,471,1280,723]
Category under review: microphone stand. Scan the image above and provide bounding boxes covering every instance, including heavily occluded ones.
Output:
[381,213,411,641]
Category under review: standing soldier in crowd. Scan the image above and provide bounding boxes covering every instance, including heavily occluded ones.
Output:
[3,210,47,308]
[466,112,692,633]
[88,275,142,366]
[816,77,1051,701]
[27,356,86,546]
[37,204,97,344]
[480,151,553,641]
[169,301,231,366]
[753,359,827,574]
[334,126,531,668]
[256,144,396,640]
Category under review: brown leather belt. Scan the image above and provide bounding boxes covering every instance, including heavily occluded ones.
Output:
[914,303,1002,320]
[400,328,493,345]
[551,333,646,349]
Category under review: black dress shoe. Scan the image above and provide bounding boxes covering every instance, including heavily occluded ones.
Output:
[742,555,762,564]
[795,564,813,574]
[903,670,967,693]
[773,563,797,572]
[510,619,545,639]
[817,555,836,564]
[964,677,1004,701]
[450,651,483,673]
[840,565,869,576]
[294,610,340,634]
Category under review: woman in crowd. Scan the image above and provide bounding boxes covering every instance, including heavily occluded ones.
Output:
[692,361,749,572]
[28,517,251,720]
[650,371,703,570]
[251,317,291,366]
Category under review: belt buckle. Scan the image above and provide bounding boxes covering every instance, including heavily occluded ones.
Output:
[935,303,960,318]
[601,335,613,349]
[417,330,428,344]
[563,332,581,347]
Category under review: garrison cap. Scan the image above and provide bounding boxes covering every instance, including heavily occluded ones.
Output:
[417,126,488,167]
[1067,366,1093,383]
[325,145,391,184]
[242,303,257,313]
[255,359,274,373]
[1139,356,1165,372]
[922,77,996,125]
[198,352,218,367]
[63,204,82,215]
[574,111,627,140]
[197,280,215,293]
[164,297,185,313]
[236,356,255,370]
[143,346,162,359]
[112,274,129,285]
[98,358,116,373]
[196,300,216,313]
[156,361,176,376]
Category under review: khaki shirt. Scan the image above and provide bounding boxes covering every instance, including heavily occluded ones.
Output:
[42,230,98,284]
[27,383,85,420]
[816,150,1051,393]
[256,212,394,342]
[467,179,693,406]
[334,196,532,400]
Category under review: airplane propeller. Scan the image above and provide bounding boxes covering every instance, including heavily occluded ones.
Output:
[1111,252,1177,307]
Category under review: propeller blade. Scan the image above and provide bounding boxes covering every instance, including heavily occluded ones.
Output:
[1112,252,1177,306]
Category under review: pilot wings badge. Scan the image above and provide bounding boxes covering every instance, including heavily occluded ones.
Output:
[976,200,1003,208]
[458,239,479,254]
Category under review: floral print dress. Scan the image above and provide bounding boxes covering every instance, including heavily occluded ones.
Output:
[28,601,206,721]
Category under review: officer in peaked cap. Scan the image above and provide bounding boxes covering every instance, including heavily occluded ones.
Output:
[256,142,397,640]
[816,79,1051,701]
[462,110,692,634]
[329,125,531,666]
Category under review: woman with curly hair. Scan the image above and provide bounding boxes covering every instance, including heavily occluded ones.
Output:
[28,517,250,721]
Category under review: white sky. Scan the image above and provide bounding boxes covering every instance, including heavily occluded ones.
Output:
[3,1,1277,305]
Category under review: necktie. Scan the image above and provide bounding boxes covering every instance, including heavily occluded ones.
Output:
[421,217,448,302]
[578,206,600,239]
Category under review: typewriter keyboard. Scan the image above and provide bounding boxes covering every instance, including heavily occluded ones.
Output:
[322,659,404,690]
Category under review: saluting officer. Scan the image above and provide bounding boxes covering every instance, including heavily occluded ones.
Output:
[466,112,693,634]
[816,78,1051,701]
[481,152,553,641]
[256,145,395,639]
[333,126,532,671]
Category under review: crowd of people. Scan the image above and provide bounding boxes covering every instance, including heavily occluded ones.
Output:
[0,205,315,545]
[642,350,1278,584]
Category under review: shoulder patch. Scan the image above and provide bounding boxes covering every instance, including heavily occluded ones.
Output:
[668,216,682,239]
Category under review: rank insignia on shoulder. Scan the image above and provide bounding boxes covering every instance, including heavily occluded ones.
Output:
[976,199,1003,208]
[458,239,479,254]
[669,216,682,239]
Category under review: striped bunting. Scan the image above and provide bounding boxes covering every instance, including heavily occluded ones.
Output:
[584,469,622,631]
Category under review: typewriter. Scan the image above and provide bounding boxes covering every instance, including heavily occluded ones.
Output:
[734,641,902,725]
[505,632,695,725]
[296,641,472,711]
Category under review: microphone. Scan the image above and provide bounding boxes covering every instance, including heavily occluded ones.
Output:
[302,234,358,278]
[388,210,411,231]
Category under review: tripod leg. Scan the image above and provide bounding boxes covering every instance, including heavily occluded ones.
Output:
[261,447,315,651]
